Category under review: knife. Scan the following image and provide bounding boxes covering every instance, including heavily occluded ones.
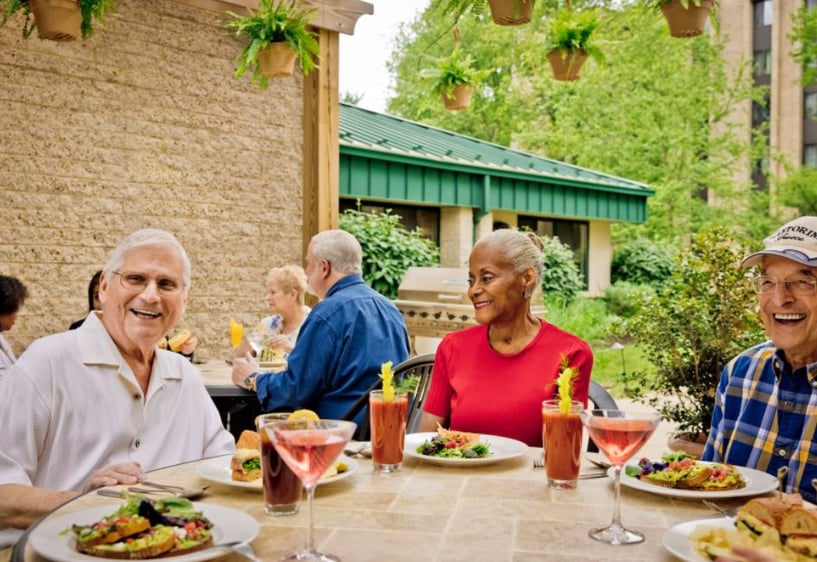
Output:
[578,472,608,480]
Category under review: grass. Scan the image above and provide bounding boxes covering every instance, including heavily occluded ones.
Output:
[542,296,654,398]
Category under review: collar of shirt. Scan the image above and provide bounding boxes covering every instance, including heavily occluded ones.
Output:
[324,274,365,299]
[75,312,181,383]
[771,347,817,385]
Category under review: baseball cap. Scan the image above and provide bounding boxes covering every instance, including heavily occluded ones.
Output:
[741,216,817,268]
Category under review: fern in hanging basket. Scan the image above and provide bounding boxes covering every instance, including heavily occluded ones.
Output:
[225,0,320,90]
[1,0,114,40]
[543,8,604,64]
[419,46,490,101]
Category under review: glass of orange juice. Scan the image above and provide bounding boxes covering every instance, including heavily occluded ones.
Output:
[542,399,584,490]
[229,318,243,349]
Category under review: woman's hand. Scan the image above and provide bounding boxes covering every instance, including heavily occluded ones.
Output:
[83,461,145,492]
[231,352,259,386]
[178,336,198,355]
[266,335,293,354]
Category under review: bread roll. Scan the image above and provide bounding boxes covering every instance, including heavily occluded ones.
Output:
[235,430,260,450]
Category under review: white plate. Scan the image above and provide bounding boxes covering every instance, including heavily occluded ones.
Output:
[613,462,778,499]
[196,453,358,489]
[404,432,528,467]
[662,517,735,562]
[29,502,258,562]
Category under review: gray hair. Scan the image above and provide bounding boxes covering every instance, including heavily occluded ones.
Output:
[310,230,363,275]
[103,229,192,288]
[474,229,543,286]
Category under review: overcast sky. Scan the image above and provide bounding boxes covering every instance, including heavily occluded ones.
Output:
[339,0,430,113]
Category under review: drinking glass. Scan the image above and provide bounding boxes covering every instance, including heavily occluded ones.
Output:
[255,413,302,516]
[246,326,266,356]
[369,390,408,473]
[541,399,583,489]
[265,419,356,562]
[579,409,660,545]
[229,318,244,349]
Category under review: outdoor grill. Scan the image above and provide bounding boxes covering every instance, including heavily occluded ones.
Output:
[394,267,546,348]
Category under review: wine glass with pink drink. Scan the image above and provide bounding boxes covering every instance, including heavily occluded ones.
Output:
[579,409,660,545]
[264,418,356,562]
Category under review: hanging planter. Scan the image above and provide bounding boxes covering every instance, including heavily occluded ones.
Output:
[258,42,297,77]
[420,31,489,112]
[542,7,603,82]
[487,0,533,26]
[546,48,588,81]
[28,0,81,41]
[440,84,473,111]
[657,0,713,38]
[1,0,113,41]
[226,0,320,90]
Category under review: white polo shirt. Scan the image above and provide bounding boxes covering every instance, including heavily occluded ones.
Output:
[0,312,234,492]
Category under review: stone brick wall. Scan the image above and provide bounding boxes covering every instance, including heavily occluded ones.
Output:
[0,0,306,361]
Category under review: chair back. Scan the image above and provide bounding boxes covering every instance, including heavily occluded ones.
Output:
[340,352,435,440]
[586,380,620,452]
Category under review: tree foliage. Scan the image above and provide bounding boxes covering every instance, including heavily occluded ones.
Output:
[788,5,817,87]
[339,207,440,299]
[776,167,817,216]
[619,227,765,437]
[540,235,583,304]
[386,0,767,243]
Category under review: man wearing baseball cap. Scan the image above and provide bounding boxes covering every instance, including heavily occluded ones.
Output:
[703,216,817,502]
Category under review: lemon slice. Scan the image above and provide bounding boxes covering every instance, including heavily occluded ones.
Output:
[288,409,319,421]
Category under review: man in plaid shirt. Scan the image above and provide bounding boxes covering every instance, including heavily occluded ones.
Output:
[703,216,817,502]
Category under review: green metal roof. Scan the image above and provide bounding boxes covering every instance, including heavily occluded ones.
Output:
[338,103,654,223]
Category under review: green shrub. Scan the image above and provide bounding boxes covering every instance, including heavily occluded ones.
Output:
[603,281,655,318]
[611,238,674,287]
[619,227,765,437]
[339,207,440,299]
[540,235,583,304]
[542,296,609,343]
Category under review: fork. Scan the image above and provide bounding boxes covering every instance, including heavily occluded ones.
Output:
[216,541,263,562]
[702,499,738,518]
[533,453,545,468]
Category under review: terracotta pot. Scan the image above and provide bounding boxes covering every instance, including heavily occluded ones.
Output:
[440,84,473,111]
[259,43,297,77]
[546,49,588,82]
[487,0,533,26]
[660,0,713,38]
[666,432,708,459]
[28,0,81,42]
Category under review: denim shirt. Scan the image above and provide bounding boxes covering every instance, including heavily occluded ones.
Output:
[255,274,410,422]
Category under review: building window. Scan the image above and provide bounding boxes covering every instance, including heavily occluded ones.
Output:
[517,216,588,289]
[753,50,772,76]
[752,99,771,128]
[339,200,440,244]
[807,0,817,10]
[806,145,817,168]
[753,0,772,27]
[806,92,817,120]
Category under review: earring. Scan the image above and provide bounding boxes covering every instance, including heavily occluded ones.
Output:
[522,286,532,299]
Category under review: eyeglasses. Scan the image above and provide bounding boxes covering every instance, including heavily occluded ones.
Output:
[112,271,184,295]
[752,275,817,296]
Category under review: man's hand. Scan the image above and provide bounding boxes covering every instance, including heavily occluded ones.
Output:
[83,461,145,492]
[232,352,259,387]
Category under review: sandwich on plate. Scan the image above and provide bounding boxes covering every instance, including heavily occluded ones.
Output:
[231,430,261,482]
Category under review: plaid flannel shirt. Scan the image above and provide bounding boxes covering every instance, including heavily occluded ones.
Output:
[702,342,817,503]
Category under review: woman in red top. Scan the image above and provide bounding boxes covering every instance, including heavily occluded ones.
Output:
[419,229,593,446]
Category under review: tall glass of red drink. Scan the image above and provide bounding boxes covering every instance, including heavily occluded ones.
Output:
[541,399,583,489]
[369,390,408,473]
[579,409,660,545]
[256,413,303,516]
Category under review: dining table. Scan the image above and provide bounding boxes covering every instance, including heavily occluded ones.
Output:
[198,360,284,440]
[12,443,771,562]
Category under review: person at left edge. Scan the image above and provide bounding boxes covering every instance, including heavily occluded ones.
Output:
[0,275,28,370]
[232,229,410,425]
[0,228,234,544]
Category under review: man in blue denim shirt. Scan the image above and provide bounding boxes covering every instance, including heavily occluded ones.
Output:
[232,230,410,422]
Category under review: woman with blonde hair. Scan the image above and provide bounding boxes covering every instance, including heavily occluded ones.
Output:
[259,265,311,357]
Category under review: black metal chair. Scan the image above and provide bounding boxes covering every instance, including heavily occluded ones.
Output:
[586,380,620,452]
[341,352,435,440]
